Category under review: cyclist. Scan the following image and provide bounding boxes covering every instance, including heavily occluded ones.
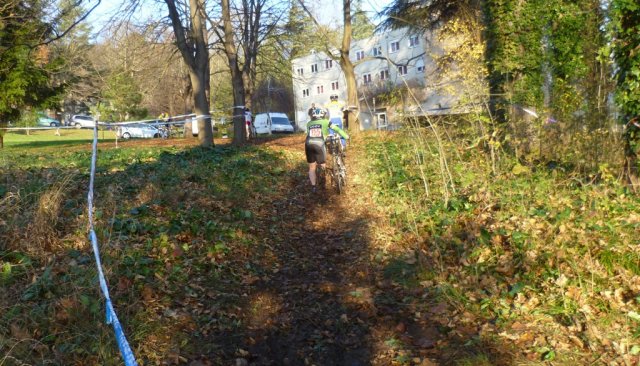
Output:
[325,95,346,147]
[305,108,349,192]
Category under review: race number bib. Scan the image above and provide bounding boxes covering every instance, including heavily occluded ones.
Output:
[309,126,322,138]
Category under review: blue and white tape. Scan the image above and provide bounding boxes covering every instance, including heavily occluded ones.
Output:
[88,126,138,366]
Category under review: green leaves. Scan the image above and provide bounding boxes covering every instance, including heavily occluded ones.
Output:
[611,0,640,119]
[0,1,65,122]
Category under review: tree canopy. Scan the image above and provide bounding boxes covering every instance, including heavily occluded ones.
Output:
[0,1,64,123]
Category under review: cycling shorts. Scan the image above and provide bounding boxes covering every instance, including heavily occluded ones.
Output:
[305,142,326,164]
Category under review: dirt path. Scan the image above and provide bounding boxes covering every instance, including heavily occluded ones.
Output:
[202,134,513,366]
[233,135,380,365]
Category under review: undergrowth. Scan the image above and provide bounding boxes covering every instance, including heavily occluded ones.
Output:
[2,128,639,365]
[360,129,640,364]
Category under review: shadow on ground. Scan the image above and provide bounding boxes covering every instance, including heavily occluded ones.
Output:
[0,134,515,365]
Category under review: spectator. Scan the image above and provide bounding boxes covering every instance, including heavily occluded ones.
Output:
[307,103,316,120]
[245,108,253,140]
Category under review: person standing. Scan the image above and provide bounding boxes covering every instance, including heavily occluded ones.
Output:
[244,108,253,139]
[307,103,316,120]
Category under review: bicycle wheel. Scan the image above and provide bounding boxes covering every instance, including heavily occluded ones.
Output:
[334,155,346,194]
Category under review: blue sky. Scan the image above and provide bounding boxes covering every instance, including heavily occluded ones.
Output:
[87,0,394,34]
[317,0,393,24]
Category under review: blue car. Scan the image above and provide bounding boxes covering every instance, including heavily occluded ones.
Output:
[37,115,61,127]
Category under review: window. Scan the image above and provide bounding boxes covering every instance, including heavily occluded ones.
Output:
[356,50,365,61]
[409,35,420,48]
[296,68,304,76]
[302,89,310,98]
[325,59,333,70]
[363,73,372,85]
[377,113,387,129]
[416,57,425,72]
[331,81,339,90]
[311,64,318,73]
[317,85,324,94]
[372,45,382,57]
[390,41,400,53]
[398,65,408,75]
[379,69,389,80]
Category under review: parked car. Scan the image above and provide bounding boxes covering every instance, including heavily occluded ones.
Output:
[270,114,294,133]
[116,123,166,139]
[37,115,60,127]
[70,115,96,128]
[254,112,294,134]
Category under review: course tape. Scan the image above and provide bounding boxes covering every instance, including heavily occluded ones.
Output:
[0,126,74,131]
[87,125,138,366]
[0,110,248,130]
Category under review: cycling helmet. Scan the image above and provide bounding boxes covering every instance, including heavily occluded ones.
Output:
[311,108,326,120]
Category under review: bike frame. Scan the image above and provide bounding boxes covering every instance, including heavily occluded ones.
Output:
[325,136,347,193]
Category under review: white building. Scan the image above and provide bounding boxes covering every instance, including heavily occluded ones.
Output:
[291,28,461,130]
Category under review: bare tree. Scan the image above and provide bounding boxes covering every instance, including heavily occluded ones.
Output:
[214,0,285,144]
[340,0,359,132]
[220,0,247,145]
[165,0,214,147]
[297,0,360,132]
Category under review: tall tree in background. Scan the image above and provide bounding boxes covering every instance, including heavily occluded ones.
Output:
[352,0,375,40]
[165,0,214,147]
[611,0,640,188]
[52,0,99,119]
[220,0,247,145]
[0,0,74,148]
[383,0,616,171]
[284,0,315,59]
[216,0,284,144]
[340,0,359,132]
[101,69,145,120]
[297,0,361,131]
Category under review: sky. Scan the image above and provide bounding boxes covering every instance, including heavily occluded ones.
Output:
[317,0,392,23]
[316,0,393,24]
[87,0,394,35]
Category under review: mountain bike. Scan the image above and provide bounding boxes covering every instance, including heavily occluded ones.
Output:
[325,135,347,194]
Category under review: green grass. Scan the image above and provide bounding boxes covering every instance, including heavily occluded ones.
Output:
[2,128,114,147]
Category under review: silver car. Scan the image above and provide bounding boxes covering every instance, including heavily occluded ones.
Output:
[116,123,166,139]
[71,115,95,128]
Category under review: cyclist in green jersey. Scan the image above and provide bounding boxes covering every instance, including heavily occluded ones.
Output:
[305,108,349,191]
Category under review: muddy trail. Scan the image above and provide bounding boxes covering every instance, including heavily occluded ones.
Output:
[195,134,511,366]
[226,136,378,365]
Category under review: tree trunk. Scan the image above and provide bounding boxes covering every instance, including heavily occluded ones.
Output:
[165,0,213,147]
[222,0,247,145]
[190,68,212,145]
[231,73,246,145]
[243,71,254,112]
[341,54,358,132]
[340,0,360,133]
[624,126,640,191]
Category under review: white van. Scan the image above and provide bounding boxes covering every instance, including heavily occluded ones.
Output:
[254,113,294,135]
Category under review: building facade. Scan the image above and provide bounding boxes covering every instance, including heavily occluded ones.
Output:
[291,28,460,130]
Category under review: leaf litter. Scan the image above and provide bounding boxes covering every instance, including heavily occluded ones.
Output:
[1,134,639,365]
